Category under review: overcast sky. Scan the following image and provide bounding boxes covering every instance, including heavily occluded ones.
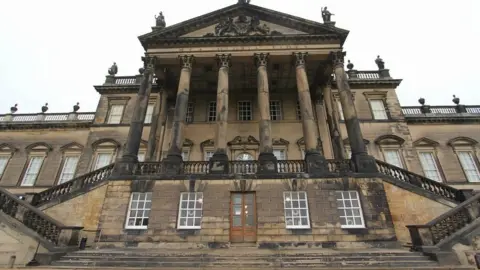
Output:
[0,0,479,114]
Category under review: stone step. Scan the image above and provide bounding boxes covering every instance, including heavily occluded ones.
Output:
[28,266,476,270]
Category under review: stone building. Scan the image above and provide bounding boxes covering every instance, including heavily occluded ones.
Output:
[0,1,479,269]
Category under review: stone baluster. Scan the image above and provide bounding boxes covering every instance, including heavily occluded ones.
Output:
[331,51,377,172]
[254,53,277,173]
[114,56,156,175]
[323,82,345,159]
[210,54,231,174]
[293,52,328,174]
[164,55,194,167]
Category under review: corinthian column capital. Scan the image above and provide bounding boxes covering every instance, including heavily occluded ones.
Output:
[293,52,308,67]
[179,55,195,69]
[330,51,346,69]
[216,54,232,69]
[254,53,269,67]
[141,56,157,73]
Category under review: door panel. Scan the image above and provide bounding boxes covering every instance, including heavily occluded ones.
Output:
[230,192,257,243]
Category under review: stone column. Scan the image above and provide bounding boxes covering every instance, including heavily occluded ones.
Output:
[331,51,377,172]
[114,56,156,175]
[254,53,277,173]
[293,52,328,175]
[165,55,194,166]
[154,91,168,161]
[210,54,231,174]
[314,88,333,159]
[323,82,345,159]
[145,90,167,161]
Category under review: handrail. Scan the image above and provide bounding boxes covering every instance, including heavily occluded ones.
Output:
[0,187,82,247]
[407,192,480,249]
[375,159,464,203]
[0,112,95,123]
[31,164,114,207]
[402,105,480,115]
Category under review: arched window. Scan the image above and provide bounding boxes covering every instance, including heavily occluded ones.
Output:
[91,139,120,171]
[374,135,406,169]
[0,143,17,182]
[57,142,83,184]
[236,152,254,161]
[413,138,444,182]
[448,137,480,182]
[20,142,52,186]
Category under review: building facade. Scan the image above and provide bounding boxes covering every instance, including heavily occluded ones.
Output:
[0,0,479,255]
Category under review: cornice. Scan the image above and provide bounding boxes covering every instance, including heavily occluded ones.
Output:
[0,122,92,131]
[404,115,480,124]
[94,84,163,94]
[333,79,403,89]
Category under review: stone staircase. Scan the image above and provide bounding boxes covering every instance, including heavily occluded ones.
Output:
[43,247,476,269]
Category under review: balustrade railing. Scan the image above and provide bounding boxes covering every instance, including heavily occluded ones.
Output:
[407,192,480,250]
[0,112,95,123]
[402,105,480,116]
[31,164,114,207]
[114,76,137,85]
[0,187,82,247]
[375,160,463,202]
[353,70,381,79]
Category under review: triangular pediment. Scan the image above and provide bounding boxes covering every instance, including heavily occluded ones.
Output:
[139,3,348,46]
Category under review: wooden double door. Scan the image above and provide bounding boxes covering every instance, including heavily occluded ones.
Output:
[230,192,257,243]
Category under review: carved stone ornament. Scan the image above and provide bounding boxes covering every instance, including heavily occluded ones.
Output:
[331,51,346,68]
[293,52,308,67]
[179,55,194,69]
[238,0,251,4]
[228,135,260,146]
[155,12,166,28]
[183,138,194,147]
[10,104,18,114]
[254,53,269,67]
[206,15,276,37]
[141,56,156,73]
[272,137,289,146]
[216,54,231,68]
[375,55,385,70]
[108,62,118,76]
[200,139,215,150]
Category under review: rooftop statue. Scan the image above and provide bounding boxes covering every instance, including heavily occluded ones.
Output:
[155,12,166,28]
[238,0,251,4]
[108,62,118,76]
[375,55,385,70]
[321,7,334,23]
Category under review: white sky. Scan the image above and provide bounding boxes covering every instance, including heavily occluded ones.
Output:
[0,0,479,114]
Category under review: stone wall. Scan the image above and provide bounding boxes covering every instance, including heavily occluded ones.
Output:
[96,177,397,248]
[383,181,454,244]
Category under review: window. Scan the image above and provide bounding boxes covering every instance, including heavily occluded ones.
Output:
[0,155,10,180]
[457,151,480,182]
[336,191,365,228]
[208,101,216,122]
[185,102,194,123]
[270,100,282,120]
[273,149,286,160]
[21,156,45,186]
[384,149,404,169]
[369,99,388,120]
[58,156,80,184]
[125,192,152,229]
[204,151,214,161]
[337,100,344,120]
[138,151,146,162]
[181,150,190,161]
[296,101,302,120]
[345,147,352,159]
[107,104,125,124]
[93,152,113,170]
[418,152,443,182]
[144,104,155,124]
[237,101,252,121]
[177,192,203,229]
[283,191,310,229]
[300,149,305,159]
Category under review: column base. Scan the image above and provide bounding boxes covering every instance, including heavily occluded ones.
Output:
[209,152,229,174]
[257,152,278,174]
[352,154,378,173]
[163,153,183,175]
[305,150,329,176]
[112,154,138,176]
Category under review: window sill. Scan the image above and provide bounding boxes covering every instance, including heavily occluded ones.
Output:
[177,226,201,230]
[125,226,148,230]
[341,226,366,229]
[286,226,311,230]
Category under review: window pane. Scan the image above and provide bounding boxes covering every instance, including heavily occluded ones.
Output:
[181,151,190,161]
[108,105,124,124]
[269,101,282,121]
[185,103,194,123]
[21,156,45,186]
[237,101,252,121]
[458,151,480,182]
[0,156,10,178]
[94,153,113,170]
[125,192,152,229]
[370,100,388,120]
[177,192,203,229]
[384,150,403,168]
[137,152,146,162]
[208,101,217,122]
[336,191,365,228]
[58,156,80,184]
[419,152,442,182]
[283,191,310,229]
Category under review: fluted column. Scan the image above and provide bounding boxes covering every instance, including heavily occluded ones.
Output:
[165,55,194,165]
[331,51,377,172]
[254,53,277,173]
[323,82,345,159]
[293,52,328,175]
[114,56,156,175]
[210,54,231,174]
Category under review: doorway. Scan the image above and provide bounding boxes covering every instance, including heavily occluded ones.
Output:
[230,192,257,243]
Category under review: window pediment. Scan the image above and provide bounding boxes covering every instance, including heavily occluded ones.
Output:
[92,138,121,149]
[374,135,405,146]
[228,135,259,146]
[272,138,289,146]
[0,143,17,153]
[200,139,215,150]
[447,137,478,147]
[184,138,194,147]
[412,137,439,148]
[25,142,53,152]
[60,142,84,152]
[343,138,370,145]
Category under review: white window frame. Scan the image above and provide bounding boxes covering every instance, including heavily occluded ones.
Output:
[418,151,443,182]
[58,154,80,184]
[207,101,216,122]
[21,155,45,186]
[296,101,302,120]
[273,149,286,161]
[92,151,114,171]
[125,192,152,229]
[336,191,365,229]
[283,191,311,229]
[237,101,252,121]
[177,192,204,229]
[369,99,388,120]
[185,102,194,123]
[181,149,190,161]
[107,104,125,124]
[0,154,11,180]
[144,103,155,124]
[457,151,480,183]
[204,150,214,161]
[269,100,282,121]
[383,149,404,169]
[137,151,146,162]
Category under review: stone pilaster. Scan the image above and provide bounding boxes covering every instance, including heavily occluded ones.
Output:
[210,54,231,174]
[293,52,328,175]
[323,82,345,159]
[114,56,156,175]
[331,51,377,173]
[254,53,277,174]
[164,55,194,167]
[145,90,166,161]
